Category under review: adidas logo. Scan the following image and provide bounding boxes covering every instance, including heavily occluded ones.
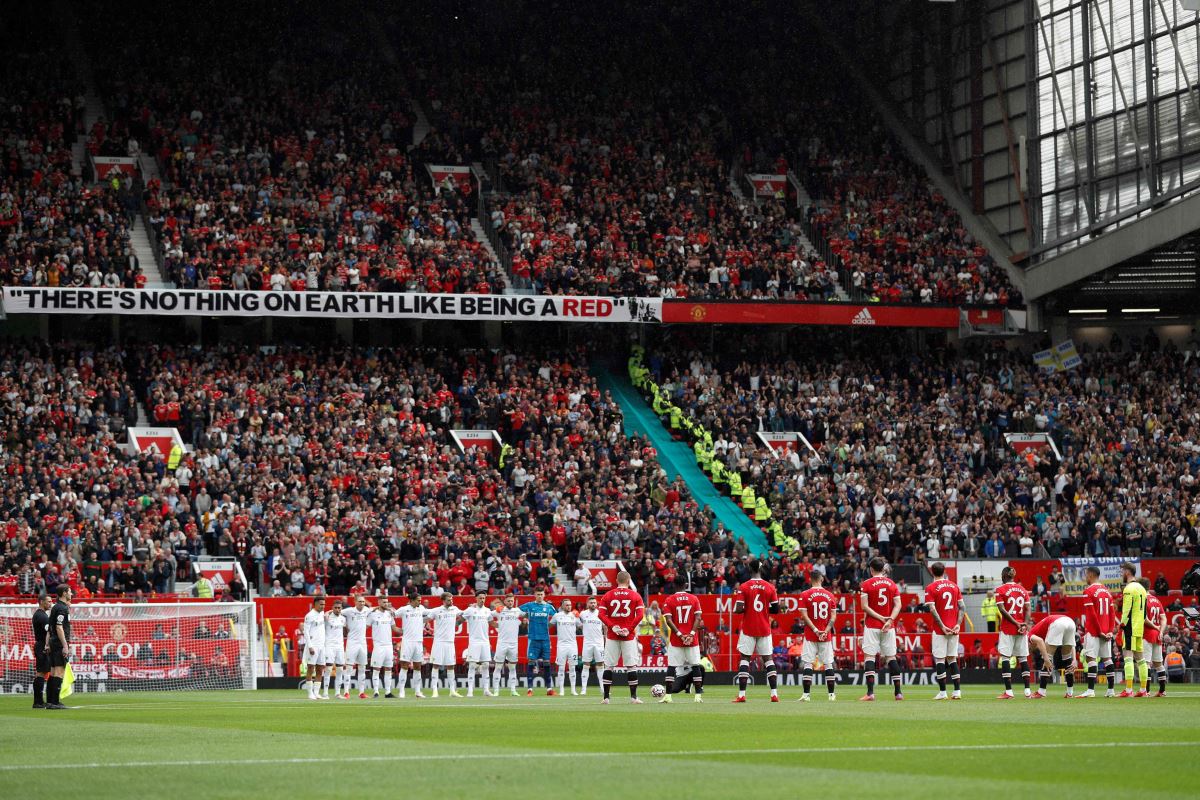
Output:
[850,307,875,326]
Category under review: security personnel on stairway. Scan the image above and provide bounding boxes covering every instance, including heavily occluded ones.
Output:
[710,458,726,488]
[981,591,1000,633]
[167,443,183,472]
[693,440,710,472]
[727,470,742,498]
[651,387,668,417]
[754,497,771,526]
[499,442,514,469]
[740,483,756,511]
[668,404,682,436]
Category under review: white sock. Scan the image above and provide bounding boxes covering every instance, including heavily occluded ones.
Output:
[581,664,591,690]
[308,679,316,696]
[568,663,576,689]
[396,669,407,693]
[321,671,330,693]
[467,662,476,690]
[492,664,503,692]
[508,665,518,691]
[384,672,394,695]
[558,664,566,692]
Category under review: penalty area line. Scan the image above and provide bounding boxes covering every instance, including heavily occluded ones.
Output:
[2,740,1198,772]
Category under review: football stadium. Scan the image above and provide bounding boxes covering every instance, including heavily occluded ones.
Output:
[3,0,1200,797]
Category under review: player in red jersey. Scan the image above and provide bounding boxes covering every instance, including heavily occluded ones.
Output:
[796,571,838,702]
[1138,578,1168,696]
[994,566,1033,698]
[858,557,903,701]
[924,562,964,700]
[1027,613,1077,698]
[597,571,645,705]
[660,578,705,703]
[732,560,780,702]
[1077,566,1117,698]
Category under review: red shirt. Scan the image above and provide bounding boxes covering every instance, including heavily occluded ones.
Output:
[661,591,703,648]
[798,586,837,642]
[598,587,643,641]
[859,575,899,630]
[925,578,963,631]
[994,582,1031,635]
[1144,596,1165,644]
[1081,582,1117,637]
[1027,614,1068,640]
[736,578,778,637]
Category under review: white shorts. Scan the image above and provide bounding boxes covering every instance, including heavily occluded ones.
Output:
[1143,640,1163,663]
[604,638,639,669]
[931,633,959,661]
[399,640,424,664]
[323,645,346,666]
[495,643,519,664]
[581,642,605,664]
[801,639,834,668]
[370,647,394,669]
[998,632,1029,659]
[346,643,368,666]
[466,641,492,664]
[736,633,773,657]
[1082,634,1113,661]
[555,644,579,666]
[304,644,324,663]
[1045,617,1076,648]
[667,645,700,668]
[430,642,456,666]
[861,628,896,658]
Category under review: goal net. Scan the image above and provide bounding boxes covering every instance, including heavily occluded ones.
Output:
[0,602,256,695]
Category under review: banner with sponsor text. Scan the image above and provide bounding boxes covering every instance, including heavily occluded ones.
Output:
[1,287,662,323]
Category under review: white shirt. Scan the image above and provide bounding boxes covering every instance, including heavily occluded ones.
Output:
[462,605,495,644]
[578,609,605,647]
[303,609,326,651]
[343,606,371,647]
[396,604,429,644]
[552,611,579,645]
[495,607,524,646]
[429,605,462,645]
[324,612,345,648]
[368,608,395,650]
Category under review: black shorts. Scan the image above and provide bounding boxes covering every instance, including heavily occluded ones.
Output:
[35,651,51,674]
[49,649,69,669]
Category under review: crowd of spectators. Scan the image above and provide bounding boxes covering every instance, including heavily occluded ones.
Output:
[0,340,753,600]
[0,12,143,291]
[647,329,1200,582]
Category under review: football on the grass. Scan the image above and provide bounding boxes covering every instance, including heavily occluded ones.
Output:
[651,684,666,698]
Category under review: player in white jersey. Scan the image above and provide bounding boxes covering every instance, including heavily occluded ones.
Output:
[492,594,525,697]
[302,597,327,700]
[322,599,347,699]
[395,590,431,698]
[368,598,400,697]
[341,595,372,698]
[577,597,605,695]
[461,590,497,697]
[429,593,464,698]
[551,599,581,695]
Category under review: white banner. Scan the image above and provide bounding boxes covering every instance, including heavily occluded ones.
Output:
[0,287,662,323]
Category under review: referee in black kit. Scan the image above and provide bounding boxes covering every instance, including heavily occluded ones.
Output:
[45,585,72,709]
[32,592,52,708]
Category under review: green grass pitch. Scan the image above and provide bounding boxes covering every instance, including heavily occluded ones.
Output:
[1,685,1198,799]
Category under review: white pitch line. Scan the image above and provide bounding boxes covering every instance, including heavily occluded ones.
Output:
[1,740,1197,772]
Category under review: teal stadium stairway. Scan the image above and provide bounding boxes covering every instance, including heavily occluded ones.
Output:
[595,367,770,556]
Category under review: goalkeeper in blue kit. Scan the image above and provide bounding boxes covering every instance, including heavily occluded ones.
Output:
[520,589,557,696]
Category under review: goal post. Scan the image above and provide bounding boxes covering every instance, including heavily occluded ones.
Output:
[0,602,257,695]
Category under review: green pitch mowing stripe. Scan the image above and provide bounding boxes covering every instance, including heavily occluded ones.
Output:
[1,686,1197,800]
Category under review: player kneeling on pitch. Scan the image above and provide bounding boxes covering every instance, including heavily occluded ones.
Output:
[660,579,704,703]
[1027,613,1077,698]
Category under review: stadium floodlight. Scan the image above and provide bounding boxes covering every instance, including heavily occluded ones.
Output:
[1067,308,1106,314]
[1120,307,1160,313]
[0,602,257,694]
